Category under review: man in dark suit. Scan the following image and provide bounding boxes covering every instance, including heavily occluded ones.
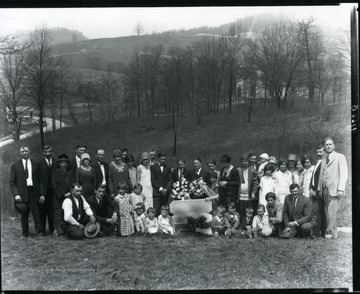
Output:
[281,183,317,239]
[87,185,118,236]
[150,152,172,216]
[171,158,191,183]
[91,149,110,195]
[309,144,327,237]
[69,144,87,177]
[149,148,157,166]
[189,158,207,182]
[38,144,56,235]
[10,145,46,238]
[52,153,74,236]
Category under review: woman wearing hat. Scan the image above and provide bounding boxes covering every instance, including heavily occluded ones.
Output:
[136,152,153,210]
[109,149,133,197]
[52,154,74,236]
[218,154,240,211]
[75,153,96,200]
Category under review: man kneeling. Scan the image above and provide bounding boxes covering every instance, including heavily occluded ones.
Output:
[281,184,317,239]
[60,183,96,239]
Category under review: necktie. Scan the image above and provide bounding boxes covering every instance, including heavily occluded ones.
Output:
[25,159,29,178]
[291,197,297,221]
[326,154,330,164]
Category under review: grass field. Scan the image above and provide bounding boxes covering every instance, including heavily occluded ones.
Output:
[0,217,352,291]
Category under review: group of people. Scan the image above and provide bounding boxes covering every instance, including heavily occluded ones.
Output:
[9,137,348,240]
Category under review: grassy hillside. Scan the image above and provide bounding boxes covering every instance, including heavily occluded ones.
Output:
[0,101,352,226]
[52,34,208,70]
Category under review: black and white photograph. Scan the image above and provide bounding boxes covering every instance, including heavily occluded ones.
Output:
[0,4,358,291]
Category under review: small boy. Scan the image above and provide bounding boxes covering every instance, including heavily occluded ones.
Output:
[252,204,272,238]
[240,207,254,238]
[211,206,230,237]
[225,202,241,238]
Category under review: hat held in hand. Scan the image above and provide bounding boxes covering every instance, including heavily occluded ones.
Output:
[14,201,27,215]
[84,221,101,238]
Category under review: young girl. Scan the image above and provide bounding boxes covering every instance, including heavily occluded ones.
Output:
[129,183,146,209]
[240,207,254,239]
[133,202,146,235]
[204,172,219,214]
[157,205,176,235]
[252,204,272,238]
[145,207,159,235]
[114,183,134,237]
[259,163,278,206]
[126,154,137,188]
[211,206,230,237]
[225,202,241,238]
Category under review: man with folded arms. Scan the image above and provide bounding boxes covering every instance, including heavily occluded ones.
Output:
[87,185,118,236]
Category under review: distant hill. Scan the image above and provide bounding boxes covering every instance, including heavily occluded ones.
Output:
[50,13,287,75]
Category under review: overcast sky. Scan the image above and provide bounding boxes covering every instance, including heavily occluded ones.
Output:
[0,4,357,39]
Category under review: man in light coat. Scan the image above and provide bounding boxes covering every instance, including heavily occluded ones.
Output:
[322,138,348,239]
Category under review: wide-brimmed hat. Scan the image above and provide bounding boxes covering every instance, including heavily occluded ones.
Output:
[140,152,150,163]
[81,153,91,162]
[259,153,269,160]
[57,153,69,163]
[287,154,297,162]
[14,201,27,215]
[84,221,101,238]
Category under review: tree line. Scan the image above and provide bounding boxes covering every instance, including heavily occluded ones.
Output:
[0,19,350,149]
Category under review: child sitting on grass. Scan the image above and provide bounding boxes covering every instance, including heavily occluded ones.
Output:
[252,204,272,238]
[158,205,176,235]
[145,207,159,235]
[133,202,146,235]
[129,183,146,209]
[211,205,230,237]
[114,183,134,237]
[225,202,241,238]
[240,207,254,239]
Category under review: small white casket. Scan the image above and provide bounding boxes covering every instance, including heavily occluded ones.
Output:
[170,199,213,235]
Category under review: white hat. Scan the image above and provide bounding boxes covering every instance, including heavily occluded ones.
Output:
[81,153,91,162]
[259,153,269,160]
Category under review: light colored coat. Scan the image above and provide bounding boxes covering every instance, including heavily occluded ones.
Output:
[323,151,348,196]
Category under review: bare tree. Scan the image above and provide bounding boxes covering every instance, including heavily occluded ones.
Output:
[249,21,305,108]
[297,18,325,102]
[0,44,30,140]
[23,24,57,147]
[101,71,123,121]
[124,50,143,117]
[220,24,246,113]
[134,22,144,36]
[0,34,19,55]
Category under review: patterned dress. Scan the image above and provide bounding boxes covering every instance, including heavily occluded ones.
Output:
[115,193,134,236]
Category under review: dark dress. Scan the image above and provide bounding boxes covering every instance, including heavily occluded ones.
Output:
[218,166,239,210]
[76,167,96,200]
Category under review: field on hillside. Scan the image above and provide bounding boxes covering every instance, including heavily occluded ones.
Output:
[1,218,353,291]
[0,101,352,226]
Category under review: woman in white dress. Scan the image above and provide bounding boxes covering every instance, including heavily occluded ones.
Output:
[136,152,153,210]
[274,158,293,203]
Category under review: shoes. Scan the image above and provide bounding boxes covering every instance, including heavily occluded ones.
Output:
[307,234,315,240]
[20,234,29,239]
[53,231,59,237]
[325,233,333,239]
[213,232,219,237]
